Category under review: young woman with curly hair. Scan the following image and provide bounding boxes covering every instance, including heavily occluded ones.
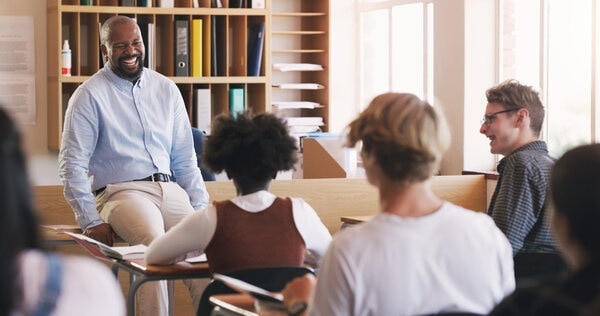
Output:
[146,111,331,273]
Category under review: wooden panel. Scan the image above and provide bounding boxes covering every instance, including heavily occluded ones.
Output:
[34,174,486,235]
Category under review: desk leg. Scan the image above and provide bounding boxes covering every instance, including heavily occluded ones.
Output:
[127,277,174,316]
[168,280,174,316]
[128,275,142,316]
[111,263,120,278]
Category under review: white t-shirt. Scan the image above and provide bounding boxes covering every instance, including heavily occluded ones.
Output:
[12,249,125,316]
[146,190,332,266]
[310,202,515,316]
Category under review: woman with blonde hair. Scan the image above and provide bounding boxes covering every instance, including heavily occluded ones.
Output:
[278,93,515,316]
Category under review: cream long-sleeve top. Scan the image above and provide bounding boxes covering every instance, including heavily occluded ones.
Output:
[146,190,333,266]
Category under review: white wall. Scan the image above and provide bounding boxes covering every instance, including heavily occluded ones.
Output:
[434,0,496,175]
[0,0,61,185]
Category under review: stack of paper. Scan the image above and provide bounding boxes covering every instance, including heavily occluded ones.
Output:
[284,116,324,135]
[272,83,324,90]
[272,63,324,72]
[272,101,321,109]
[284,117,324,126]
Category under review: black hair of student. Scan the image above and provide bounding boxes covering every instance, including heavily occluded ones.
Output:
[201,111,298,189]
[550,143,600,262]
[0,107,43,314]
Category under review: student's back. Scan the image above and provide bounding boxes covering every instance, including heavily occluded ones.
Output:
[0,107,124,316]
[14,250,124,315]
[146,111,331,271]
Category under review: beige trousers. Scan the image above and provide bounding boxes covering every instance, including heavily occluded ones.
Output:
[97,181,208,316]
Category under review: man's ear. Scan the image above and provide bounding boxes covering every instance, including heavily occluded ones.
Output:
[516,108,529,127]
[100,44,108,61]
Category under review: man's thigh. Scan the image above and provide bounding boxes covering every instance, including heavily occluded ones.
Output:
[98,182,165,245]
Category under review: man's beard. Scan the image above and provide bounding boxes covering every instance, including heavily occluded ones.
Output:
[112,55,144,80]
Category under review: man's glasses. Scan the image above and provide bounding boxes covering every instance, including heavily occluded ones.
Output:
[480,108,521,126]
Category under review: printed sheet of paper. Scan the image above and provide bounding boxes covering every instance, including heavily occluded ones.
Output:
[0,16,36,124]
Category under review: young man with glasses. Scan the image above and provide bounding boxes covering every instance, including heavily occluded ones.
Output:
[480,79,566,287]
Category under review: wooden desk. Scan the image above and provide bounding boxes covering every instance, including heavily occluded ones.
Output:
[340,215,372,225]
[111,259,210,316]
[209,294,258,316]
[41,224,126,248]
[340,215,372,230]
[41,224,82,248]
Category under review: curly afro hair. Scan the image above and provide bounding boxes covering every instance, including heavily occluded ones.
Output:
[201,111,298,186]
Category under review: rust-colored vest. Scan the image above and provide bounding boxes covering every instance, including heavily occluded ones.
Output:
[205,197,306,274]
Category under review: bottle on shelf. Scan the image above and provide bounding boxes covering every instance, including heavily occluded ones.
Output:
[62,40,72,77]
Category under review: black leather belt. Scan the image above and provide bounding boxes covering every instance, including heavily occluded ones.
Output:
[137,173,173,182]
[95,173,174,196]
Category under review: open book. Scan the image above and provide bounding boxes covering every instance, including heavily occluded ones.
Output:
[65,232,147,260]
[213,273,284,304]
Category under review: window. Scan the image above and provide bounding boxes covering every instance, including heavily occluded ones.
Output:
[500,0,597,158]
[358,0,434,109]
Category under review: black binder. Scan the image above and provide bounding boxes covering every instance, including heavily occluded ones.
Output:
[247,22,265,76]
[175,20,190,77]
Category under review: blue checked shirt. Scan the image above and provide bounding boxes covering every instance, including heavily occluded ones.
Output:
[488,140,560,256]
[59,64,209,230]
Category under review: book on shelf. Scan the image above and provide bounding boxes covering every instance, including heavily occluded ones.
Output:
[137,0,151,6]
[175,20,190,77]
[157,0,174,8]
[229,0,242,8]
[210,16,219,76]
[272,63,324,72]
[195,88,211,133]
[247,22,265,76]
[64,232,147,261]
[229,86,245,119]
[98,22,105,68]
[249,0,265,8]
[272,83,324,90]
[272,101,321,109]
[140,22,156,70]
[191,19,203,77]
[119,0,134,6]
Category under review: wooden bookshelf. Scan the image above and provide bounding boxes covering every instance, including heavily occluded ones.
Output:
[47,0,330,150]
[270,1,330,138]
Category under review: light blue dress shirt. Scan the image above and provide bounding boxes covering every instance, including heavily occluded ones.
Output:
[58,64,209,230]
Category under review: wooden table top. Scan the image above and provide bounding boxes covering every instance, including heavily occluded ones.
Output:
[122,258,210,277]
[340,215,373,224]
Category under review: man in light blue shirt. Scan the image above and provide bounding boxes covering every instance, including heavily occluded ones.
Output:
[58,15,209,315]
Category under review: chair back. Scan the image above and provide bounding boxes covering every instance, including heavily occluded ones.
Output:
[197,266,315,316]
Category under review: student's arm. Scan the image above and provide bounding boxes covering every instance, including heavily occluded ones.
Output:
[145,206,216,264]
[291,198,332,265]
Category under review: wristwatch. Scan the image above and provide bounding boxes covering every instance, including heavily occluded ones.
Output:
[287,302,308,316]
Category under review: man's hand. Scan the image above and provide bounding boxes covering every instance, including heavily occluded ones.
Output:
[84,223,116,246]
